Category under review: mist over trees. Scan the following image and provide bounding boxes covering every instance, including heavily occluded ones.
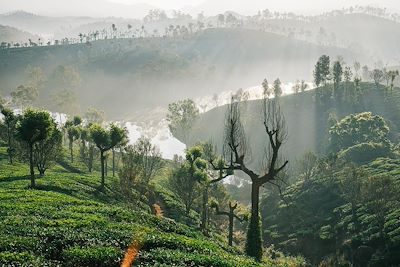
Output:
[1,2,400,266]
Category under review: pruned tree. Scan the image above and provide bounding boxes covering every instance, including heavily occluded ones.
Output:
[90,123,128,188]
[111,123,128,177]
[65,116,82,162]
[211,201,244,246]
[33,126,62,176]
[223,96,288,261]
[16,109,56,188]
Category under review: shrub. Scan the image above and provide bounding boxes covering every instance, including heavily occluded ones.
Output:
[62,246,123,267]
[339,142,391,164]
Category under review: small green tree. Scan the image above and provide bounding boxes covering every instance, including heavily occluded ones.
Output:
[167,99,199,145]
[132,137,163,204]
[314,55,330,87]
[1,108,17,163]
[370,69,384,89]
[90,123,128,188]
[16,109,55,187]
[332,61,343,96]
[169,146,208,216]
[111,124,129,177]
[33,126,62,176]
[65,116,82,162]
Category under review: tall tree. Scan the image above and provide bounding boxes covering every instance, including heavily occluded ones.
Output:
[388,70,399,92]
[273,78,282,98]
[16,109,55,188]
[262,78,271,98]
[332,61,343,99]
[223,97,288,261]
[314,55,330,87]
[65,116,82,162]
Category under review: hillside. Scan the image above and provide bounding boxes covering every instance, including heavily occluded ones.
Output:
[0,28,358,119]
[0,147,304,266]
[261,13,400,63]
[190,83,400,168]
[0,24,39,44]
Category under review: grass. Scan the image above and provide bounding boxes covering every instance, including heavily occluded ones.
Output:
[0,147,305,266]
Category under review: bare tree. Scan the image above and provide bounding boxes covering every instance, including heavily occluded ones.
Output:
[223,96,288,260]
[211,201,244,246]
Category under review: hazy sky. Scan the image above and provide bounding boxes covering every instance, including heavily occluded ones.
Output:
[0,0,399,17]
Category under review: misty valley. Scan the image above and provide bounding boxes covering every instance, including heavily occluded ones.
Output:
[1,2,400,267]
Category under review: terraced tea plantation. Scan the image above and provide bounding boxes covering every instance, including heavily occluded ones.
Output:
[0,148,305,266]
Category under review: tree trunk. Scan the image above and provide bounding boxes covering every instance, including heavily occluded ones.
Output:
[105,157,108,177]
[201,185,209,233]
[29,144,35,188]
[88,144,93,172]
[100,150,105,188]
[112,148,115,177]
[7,125,12,164]
[246,181,262,261]
[80,139,86,160]
[250,182,260,225]
[69,139,73,163]
[228,213,234,246]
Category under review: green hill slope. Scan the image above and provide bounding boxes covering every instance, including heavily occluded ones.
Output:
[0,147,304,266]
[190,83,400,167]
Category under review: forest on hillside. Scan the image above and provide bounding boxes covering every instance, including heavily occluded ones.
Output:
[1,2,400,267]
